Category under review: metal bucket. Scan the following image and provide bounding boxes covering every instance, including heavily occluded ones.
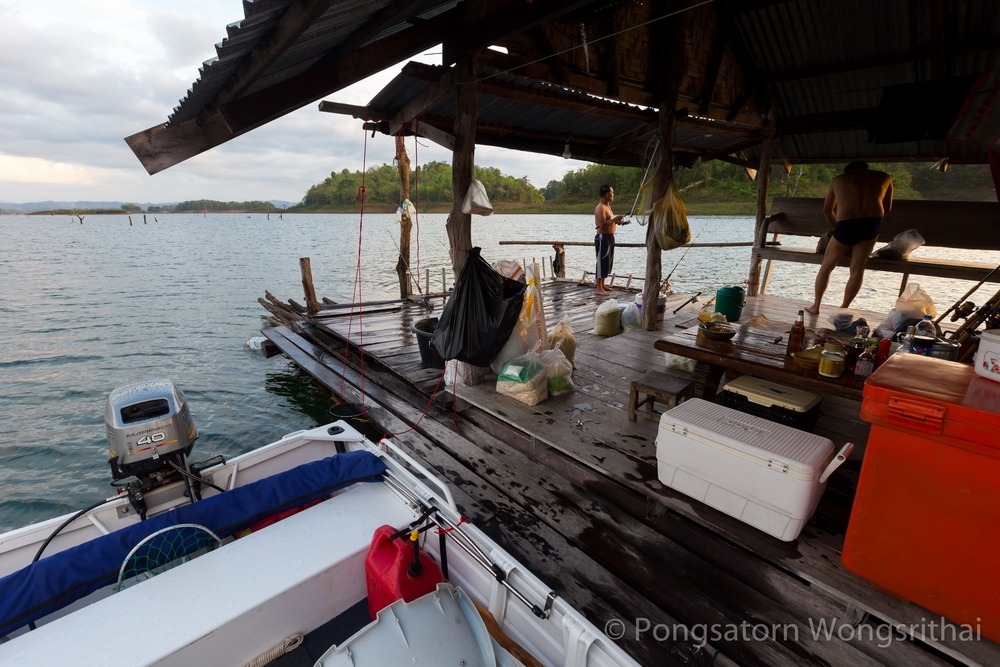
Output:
[929,338,960,361]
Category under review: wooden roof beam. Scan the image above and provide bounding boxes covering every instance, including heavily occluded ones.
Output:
[440,0,598,67]
[317,101,455,150]
[400,61,652,122]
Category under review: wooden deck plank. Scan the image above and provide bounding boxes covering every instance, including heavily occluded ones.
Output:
[264,280,998,666]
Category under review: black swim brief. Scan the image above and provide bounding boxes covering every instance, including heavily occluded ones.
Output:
[832,216,882,246]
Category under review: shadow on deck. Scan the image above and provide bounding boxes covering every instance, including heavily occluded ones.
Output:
[262,279,994,666]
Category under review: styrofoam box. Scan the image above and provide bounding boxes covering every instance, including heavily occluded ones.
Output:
[656,398,842,541]
[975,329,1000,383]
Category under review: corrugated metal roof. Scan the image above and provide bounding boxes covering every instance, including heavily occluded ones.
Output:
[129,0,1000,174]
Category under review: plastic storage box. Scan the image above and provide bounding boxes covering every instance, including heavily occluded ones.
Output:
[656,399,852,541]
[975,328,1000,382]
[842,354,1000,641]
[717,375,821,430]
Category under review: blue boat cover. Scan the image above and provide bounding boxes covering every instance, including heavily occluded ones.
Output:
[0,449,386,637]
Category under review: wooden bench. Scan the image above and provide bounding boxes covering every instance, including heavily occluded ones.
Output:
[751,197,1000,295]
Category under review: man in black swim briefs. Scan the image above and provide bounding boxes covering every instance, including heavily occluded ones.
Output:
[832,216,882,246]
[807,161,893,314]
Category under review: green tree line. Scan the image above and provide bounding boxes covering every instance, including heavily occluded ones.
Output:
[297,160,994,213]
[301,161,545,209]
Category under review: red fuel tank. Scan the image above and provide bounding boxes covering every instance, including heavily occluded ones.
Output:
[365,524,444,618]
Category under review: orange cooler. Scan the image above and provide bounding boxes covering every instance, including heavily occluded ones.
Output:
[842,354,1000,640]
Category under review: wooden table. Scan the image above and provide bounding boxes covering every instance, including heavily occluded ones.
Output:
[654,324,866,401]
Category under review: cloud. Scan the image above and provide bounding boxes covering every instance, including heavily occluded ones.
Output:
[0,1,582,204]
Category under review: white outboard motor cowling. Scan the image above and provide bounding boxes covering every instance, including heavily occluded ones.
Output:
[106,379,197,481]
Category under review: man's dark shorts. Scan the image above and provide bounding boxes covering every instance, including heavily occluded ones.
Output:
[595,233,615,279]
[832,217,882,246]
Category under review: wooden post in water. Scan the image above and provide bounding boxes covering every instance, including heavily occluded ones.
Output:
[299,257,319,315]
[552,244,566,279]
[395,135,413,298]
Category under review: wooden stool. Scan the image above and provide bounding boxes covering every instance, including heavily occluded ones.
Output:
[628,372,694,422]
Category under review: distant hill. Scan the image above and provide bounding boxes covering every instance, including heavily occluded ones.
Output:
[0,201,141,213]
[0,200,297,214]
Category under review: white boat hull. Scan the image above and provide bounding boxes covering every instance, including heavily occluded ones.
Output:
[0,422,638,667]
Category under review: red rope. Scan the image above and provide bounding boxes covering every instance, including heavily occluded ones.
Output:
[334,129,370,415]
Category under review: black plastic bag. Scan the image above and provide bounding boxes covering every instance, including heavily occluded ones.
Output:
[432,247,526,367]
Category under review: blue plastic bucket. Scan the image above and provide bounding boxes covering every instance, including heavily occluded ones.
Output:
[714,286,746,322]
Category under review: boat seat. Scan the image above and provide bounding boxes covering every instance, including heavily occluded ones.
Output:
[0,482,417,667]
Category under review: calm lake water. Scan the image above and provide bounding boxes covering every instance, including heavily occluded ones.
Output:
[1,212,994,531]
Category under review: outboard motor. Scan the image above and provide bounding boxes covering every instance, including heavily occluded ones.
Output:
[106,380,198,518]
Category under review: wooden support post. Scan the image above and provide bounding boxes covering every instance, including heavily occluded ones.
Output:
[641,6,688,331]
[395,135,413,298]
[748,107,776,296]
[299,257,319,315]
[447,56,477,281]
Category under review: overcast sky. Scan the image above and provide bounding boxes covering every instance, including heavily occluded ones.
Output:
[0,1,589,205]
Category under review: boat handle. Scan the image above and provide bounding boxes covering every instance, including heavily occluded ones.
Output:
[378,438,457,512]
[819,442,854,484]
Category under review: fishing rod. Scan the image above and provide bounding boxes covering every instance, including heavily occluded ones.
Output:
[673,291,703,314]
[935,262,1000,324]
[623,139,660,225]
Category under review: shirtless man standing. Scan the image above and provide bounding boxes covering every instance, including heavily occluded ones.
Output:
[806,161,893,314]
[594,184,625,295]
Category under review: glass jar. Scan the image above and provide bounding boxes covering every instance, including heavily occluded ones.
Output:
[818,346,845,378]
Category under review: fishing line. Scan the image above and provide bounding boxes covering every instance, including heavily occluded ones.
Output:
[626,137,660,224]
[664,218,710,284]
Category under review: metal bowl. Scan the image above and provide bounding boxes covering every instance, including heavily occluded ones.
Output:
[791,347,822,369]
[698,322,737,341]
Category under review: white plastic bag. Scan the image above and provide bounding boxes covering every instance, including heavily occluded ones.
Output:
[875,283,937,338]
[594,299,623,336]
[620,300,641,331]
[539,348,575,396]
[461,180,493,216]
[492,259,524,283]
[496,352,547,405]
[547,316,577,368]
[873,229,925,260]
[663,353,697,374]
[490,262,547,373]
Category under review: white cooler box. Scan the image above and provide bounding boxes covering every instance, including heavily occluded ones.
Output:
[656,399,853,541]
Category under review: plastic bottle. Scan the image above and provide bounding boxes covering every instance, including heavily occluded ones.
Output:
[899,325,916,354]
[786,310,806,356]
[911,315,936,355]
